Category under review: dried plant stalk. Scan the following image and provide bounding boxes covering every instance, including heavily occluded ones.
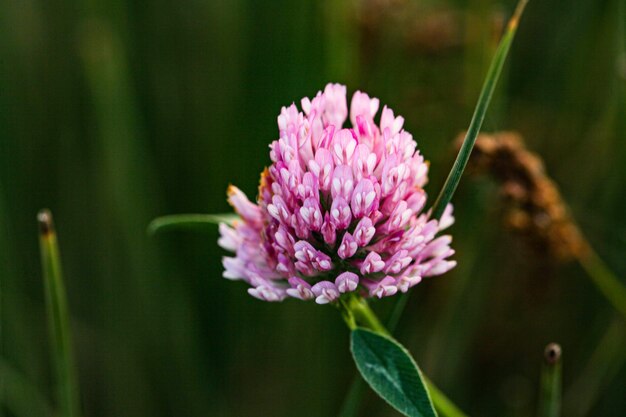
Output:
[460,131,587,262]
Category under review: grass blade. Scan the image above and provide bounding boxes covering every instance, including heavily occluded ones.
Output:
[337,373,367,417]
[38,209,81,417]
[148,213,239,235]
[578,248,626,319]
[431,0,529,220]
[564,317,626,416]
[538,343,562,417]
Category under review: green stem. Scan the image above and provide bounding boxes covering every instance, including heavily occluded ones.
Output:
[563,317,625,417]
[148,213,239,235]
[38,210,81,417]
[577,248,626,319]
[337,293,409,417]
[426,379,468,417]
[386,292,410,333]
[339,295,468,417]
[431,0,528,219]
[338,292,424,417]
[337,374,368,417]
[538,344,562,417]
[342,295,388,335]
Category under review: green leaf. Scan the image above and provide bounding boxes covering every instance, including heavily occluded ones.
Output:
[431,0,529,220]
[148,213,239,235]
[350,328,437,417]
[37,209,81,417]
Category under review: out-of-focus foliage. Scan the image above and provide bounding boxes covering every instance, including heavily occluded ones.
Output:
[0,0,624,416]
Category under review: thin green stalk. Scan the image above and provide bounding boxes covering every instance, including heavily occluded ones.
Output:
[577,248,626,319]
[38,210,81,417]
[148,213,239,235]
[340,295,468,417]
[425,379,468,417]
[386,290,411,333]
[431,0,529,219]
[342,295,388,335]
[337,374,368,417]
[538,343,562,417]
[564,317,626,416]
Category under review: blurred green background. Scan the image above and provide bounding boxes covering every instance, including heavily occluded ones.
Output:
[1,0,625,416]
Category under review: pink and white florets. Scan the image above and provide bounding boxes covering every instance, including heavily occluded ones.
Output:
[219,83,456,303]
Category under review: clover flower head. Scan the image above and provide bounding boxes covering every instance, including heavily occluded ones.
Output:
[219,83,456,303]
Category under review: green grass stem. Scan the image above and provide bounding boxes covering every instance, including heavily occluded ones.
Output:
[564,318,625,416]
[148,213,239,235]
[38,210,81,417]
[538,343,562,417]
[578,248,626,319]
[431,0,528,220]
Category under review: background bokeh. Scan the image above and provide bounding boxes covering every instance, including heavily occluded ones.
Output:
[1,0,625,416]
